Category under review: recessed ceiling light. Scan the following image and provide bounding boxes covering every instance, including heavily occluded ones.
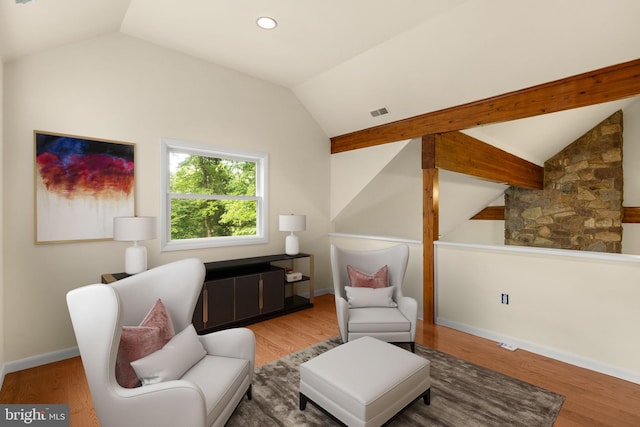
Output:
[256,16,278,30]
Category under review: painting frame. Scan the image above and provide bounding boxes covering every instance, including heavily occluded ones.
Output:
[34,130,136,244]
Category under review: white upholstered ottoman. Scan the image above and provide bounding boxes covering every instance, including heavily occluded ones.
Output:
[299,336,431,427]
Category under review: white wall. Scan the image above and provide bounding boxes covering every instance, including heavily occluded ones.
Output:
[333,138,421,240]
[329,139,424,317]
[330,139,410,221]
[329,102,640,385]
[329,138,505,320]
[434,102,640,384]
[0,58,5,379]
[2,33,330,363]
[441,220,506,246]
[622,100,640,254]
[435,242,640,383]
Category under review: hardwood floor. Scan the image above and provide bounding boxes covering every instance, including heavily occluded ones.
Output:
[1,293,639,426]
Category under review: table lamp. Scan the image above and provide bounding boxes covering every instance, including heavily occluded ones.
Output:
[113,216,157,274]
[279,214,306,255]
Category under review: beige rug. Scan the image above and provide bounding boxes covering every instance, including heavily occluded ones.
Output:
[228,336,564,426]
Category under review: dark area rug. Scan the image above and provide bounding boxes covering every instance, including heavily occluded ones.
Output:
[228,336,564,426]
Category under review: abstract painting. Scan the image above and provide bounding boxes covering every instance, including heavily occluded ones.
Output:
[34,131,135,243]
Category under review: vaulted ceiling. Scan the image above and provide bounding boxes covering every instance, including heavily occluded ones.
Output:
[2,0,640,164]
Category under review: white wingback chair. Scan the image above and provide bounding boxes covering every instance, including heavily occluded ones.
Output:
[331,244,418,352]
[66,258,255,427]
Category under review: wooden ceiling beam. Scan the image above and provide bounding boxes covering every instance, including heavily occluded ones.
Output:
[471,206,505,220]
[622,207,640,223]
[433,131,543,189]
[331,58,640,154]
[473,206,640,223]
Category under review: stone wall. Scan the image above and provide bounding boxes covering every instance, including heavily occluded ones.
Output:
[505,110,623,253]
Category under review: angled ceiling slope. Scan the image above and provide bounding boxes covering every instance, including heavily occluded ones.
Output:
[463,98,639,166]
[119,0,464,88]
[332,139,508,240]
[2,1,640,170]
[295,0,640,140]
[330,139,411,220]
[0,0,130,60]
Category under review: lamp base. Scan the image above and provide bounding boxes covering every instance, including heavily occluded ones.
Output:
[124,245,147,274]
[285,234,300,256]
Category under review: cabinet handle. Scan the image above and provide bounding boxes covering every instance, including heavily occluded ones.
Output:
[259,278,263,311]
[203,288,209,325]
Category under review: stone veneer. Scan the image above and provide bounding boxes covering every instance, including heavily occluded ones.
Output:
[505,110,623,253]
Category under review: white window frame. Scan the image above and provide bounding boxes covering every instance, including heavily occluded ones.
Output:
[160,138,269,251]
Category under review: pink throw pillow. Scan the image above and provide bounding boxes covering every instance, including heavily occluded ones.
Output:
[115,299,175,388]
[347,264,389,289]
[139,298,175,342]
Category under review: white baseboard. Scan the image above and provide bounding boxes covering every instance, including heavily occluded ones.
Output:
[437,317,640,385]
[0,346,79,390]
[312,288,333,297]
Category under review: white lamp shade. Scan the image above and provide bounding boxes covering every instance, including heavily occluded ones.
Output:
[278,214,306,232]
[113,216,157,242]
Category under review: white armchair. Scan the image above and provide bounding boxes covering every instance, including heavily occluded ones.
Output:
[66,258,255,427]
[330,244,418,352]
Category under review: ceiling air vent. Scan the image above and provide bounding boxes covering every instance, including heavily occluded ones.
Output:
[370,107,389,117]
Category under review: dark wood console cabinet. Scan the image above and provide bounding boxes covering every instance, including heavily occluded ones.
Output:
[101,253,314,334]
[193,253,314,333]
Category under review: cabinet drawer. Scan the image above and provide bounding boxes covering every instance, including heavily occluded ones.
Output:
[235,274,260,320]
[261,269,285,313]
[206,278,234,328]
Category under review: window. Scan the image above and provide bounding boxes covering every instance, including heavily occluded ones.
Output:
[161,138,268,251]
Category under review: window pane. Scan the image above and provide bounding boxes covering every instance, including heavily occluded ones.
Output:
[161,138,268,251]
[169,153,256,197]
[171,198,257,239]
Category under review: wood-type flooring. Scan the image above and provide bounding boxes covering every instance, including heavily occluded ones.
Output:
[1,294,638,426]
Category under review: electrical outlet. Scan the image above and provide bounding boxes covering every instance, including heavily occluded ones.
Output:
[501,293,509,304]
